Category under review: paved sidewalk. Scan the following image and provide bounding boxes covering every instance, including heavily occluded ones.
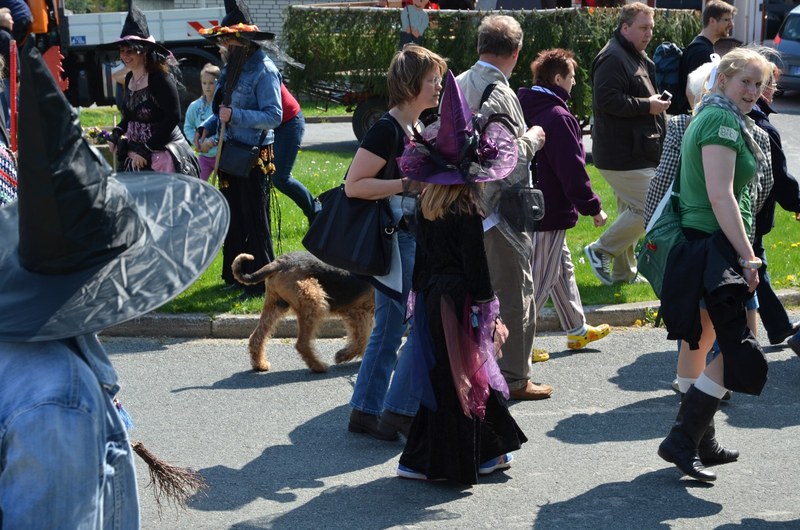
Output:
[102,290,800,339]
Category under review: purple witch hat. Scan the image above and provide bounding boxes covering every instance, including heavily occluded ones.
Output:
[397,70,518,185]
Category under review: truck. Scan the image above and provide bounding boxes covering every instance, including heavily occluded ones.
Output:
[29,2,226,113]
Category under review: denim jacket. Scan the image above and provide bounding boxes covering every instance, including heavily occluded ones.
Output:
[201,48,282,147]
[0,334,140,529]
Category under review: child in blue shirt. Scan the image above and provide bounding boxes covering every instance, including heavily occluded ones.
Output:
[184,63,220,181]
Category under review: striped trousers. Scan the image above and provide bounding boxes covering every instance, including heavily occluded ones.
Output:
[530,230,586,333]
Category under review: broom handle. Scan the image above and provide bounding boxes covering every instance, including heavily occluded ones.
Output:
[211,120,226,184]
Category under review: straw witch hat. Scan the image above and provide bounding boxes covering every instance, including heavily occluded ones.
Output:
[0,43,229,341]
[397,70,519,186]
[199,0,275,41]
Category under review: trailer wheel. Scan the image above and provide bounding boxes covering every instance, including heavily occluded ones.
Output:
[352,96,388,142]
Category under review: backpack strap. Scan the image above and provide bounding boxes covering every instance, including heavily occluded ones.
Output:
[479,81,498,108]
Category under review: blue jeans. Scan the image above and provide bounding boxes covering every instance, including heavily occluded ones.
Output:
[271,112,320,221]
[350,229,419,417]
[0,337,140,529]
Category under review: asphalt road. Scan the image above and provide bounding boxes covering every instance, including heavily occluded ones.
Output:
[108,92,800,528]
[109,311,800,530]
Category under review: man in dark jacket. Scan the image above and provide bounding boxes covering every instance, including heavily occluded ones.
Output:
[585,1,668,285]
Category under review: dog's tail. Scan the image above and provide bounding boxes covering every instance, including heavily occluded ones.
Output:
[231,254,282,285]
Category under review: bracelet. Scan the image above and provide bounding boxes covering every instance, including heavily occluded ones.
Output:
[738,257,762,269]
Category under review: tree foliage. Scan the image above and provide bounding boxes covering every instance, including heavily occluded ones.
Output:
[65,0,128,14]
[283,6,701,123]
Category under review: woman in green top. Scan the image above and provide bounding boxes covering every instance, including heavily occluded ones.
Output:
[657,47,771,483]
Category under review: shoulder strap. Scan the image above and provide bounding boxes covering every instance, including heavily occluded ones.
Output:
[671,114,692,201]
[479,82,498,108]
[382,116,402,180]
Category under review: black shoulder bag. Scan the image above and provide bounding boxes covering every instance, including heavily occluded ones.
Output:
[479,82,545,232]
[302,118,400,276]
[218,130,268,179]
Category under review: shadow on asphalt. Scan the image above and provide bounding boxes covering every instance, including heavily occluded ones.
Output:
[188,405,472,527]
[227,478,471,529]
[171,361,361,393]
[717,519,800,528]
[532,468,720,529]
[610,349,678,393]
[546,394,676,444]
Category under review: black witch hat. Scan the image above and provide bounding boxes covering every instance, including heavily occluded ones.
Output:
[0,43,229,341]
[199,0,275,41]
[100,2,170,56]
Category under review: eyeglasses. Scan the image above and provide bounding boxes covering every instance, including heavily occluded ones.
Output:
[427,76,442,86]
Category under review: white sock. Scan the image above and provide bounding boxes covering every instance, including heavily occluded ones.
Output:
[568,324,588,336]
[676,376,696,394]
[694,373,728,399]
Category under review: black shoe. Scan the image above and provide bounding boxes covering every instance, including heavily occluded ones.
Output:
[788,334,800,356]
[348,410,399,441]
[379,411,414,438]
[222,282,241,292]
[768,321,800,345]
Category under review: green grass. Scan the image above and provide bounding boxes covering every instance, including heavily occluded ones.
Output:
[159,154,800,316]
[299,101,351,119]
[158,148,352,315]
[79,106,122,128]
[75,104,794,315]
[78,102,349,129]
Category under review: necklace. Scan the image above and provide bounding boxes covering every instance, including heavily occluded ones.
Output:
[130,72,147,90]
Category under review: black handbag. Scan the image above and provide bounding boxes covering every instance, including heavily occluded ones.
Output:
[497,152,545,232]
[498,185,545,232]
[302,185,396,276]
[218,130,267,179]
[302,116,401,276]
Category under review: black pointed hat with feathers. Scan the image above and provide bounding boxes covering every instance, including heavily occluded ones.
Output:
[199,0,275,41]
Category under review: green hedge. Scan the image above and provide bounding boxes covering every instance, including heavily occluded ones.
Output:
[284,6,700,123]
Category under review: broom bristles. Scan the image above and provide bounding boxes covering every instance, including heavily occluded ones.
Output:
[131,441,208,515]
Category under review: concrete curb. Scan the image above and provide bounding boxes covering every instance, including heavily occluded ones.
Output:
[303,115,351,124]
[100,289,800,339]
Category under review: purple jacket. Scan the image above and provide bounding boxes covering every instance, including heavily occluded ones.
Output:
[517,83,602,231]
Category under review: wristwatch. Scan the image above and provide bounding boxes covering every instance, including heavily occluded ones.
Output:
[738,257,762,269]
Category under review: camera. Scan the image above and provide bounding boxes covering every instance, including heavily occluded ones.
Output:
[660,90,672,101]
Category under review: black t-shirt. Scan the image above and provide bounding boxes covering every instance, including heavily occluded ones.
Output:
[674,35,714,114]
[358,113,406,180]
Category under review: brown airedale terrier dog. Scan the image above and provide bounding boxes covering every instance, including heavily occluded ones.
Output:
[232,251,374,373]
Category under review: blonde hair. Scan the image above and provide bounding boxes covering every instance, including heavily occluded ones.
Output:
[419,183,482,221]
[387,45,447,108]
[200,63,220,80]
[712,47,771,91]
